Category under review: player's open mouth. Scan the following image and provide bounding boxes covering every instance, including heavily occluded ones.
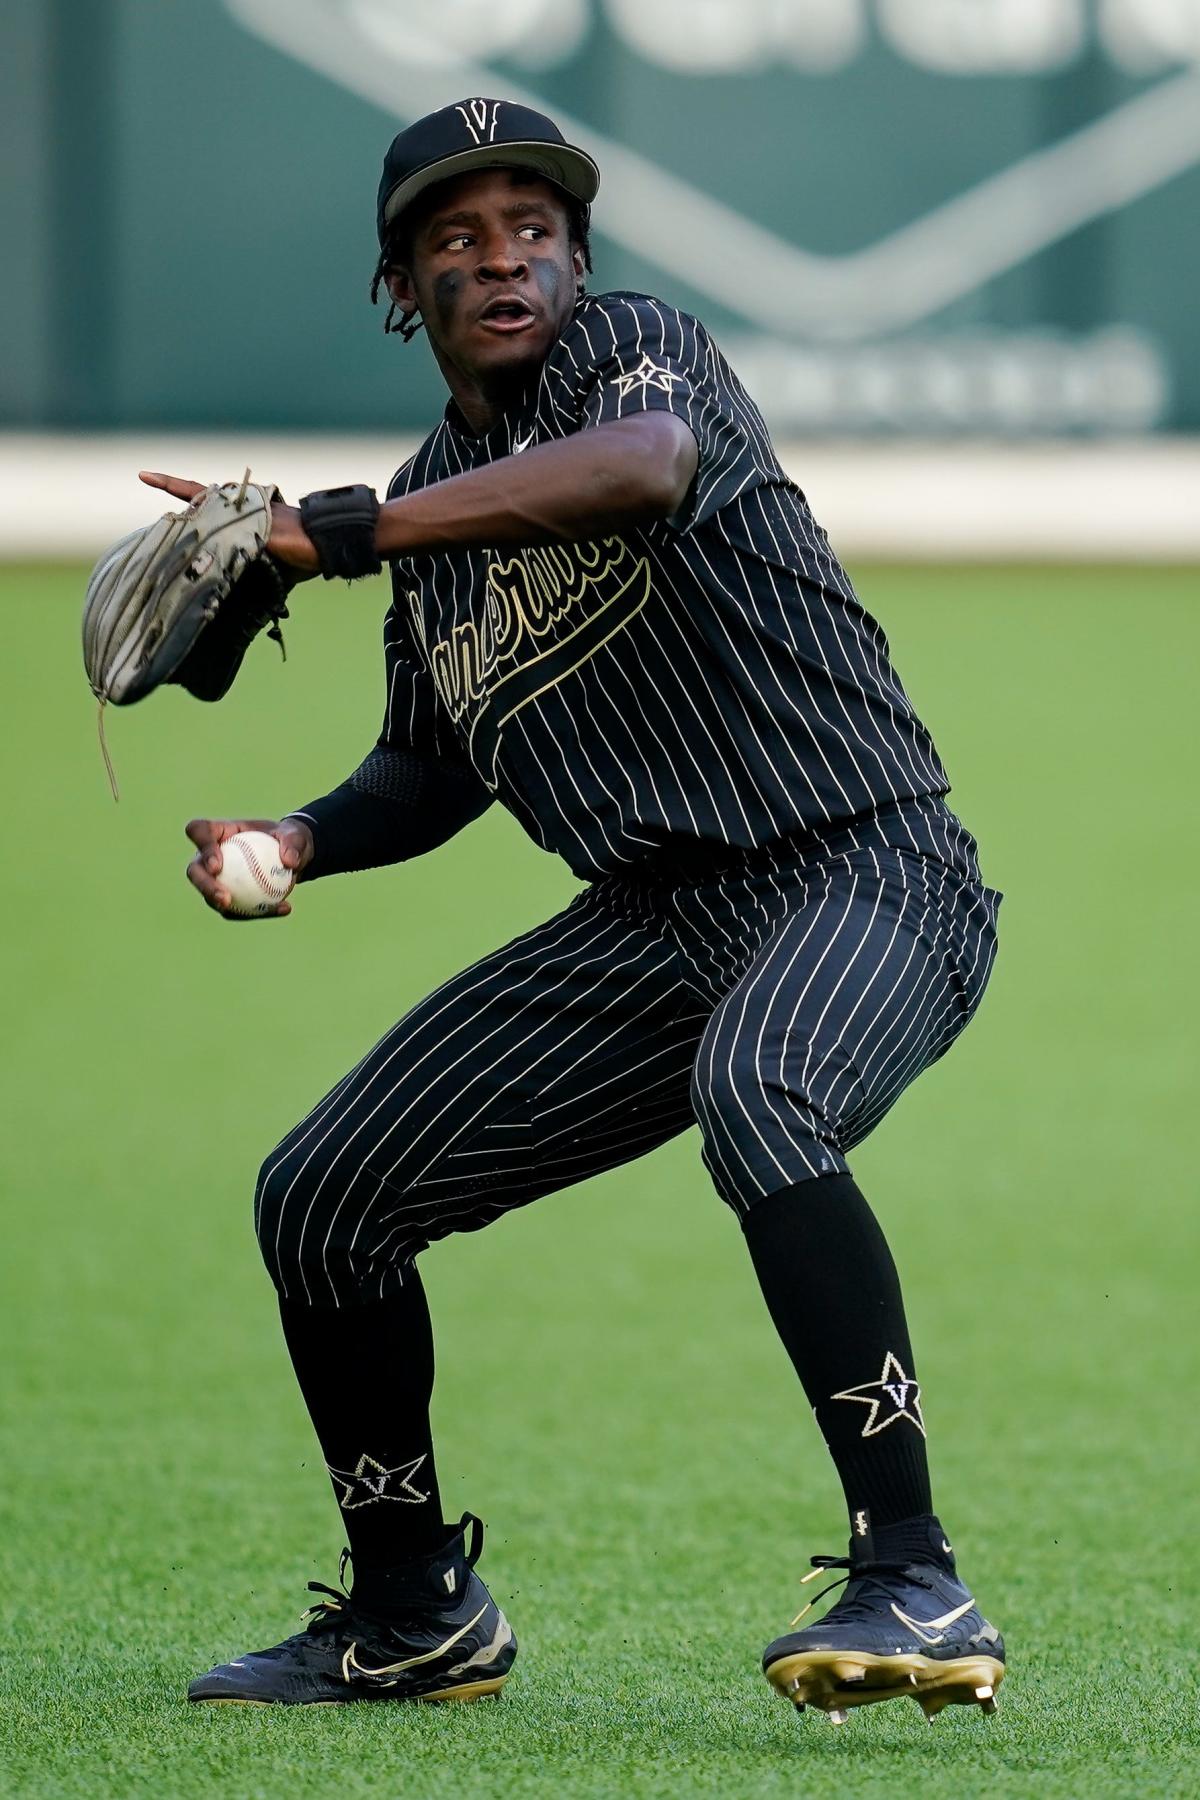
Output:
[478,297,536,334]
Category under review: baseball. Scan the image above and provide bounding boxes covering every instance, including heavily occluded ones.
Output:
[218,830,296,917]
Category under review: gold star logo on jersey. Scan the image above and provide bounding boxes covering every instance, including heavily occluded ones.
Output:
[612,355,683,400]
[325,1452,430,1509]
[831,1352,926,1439]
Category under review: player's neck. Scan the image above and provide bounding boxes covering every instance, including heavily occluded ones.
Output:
[435,351,535,438]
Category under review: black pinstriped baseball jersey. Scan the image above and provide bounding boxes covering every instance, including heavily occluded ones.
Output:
[382,291,955,883]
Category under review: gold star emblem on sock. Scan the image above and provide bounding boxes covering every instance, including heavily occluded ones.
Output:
[325,1453,430,1509]
[831,1352,926,1439]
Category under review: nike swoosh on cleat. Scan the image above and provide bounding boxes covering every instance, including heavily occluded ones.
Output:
[446,1614,514,1678]
[889,1596,976,1645]
[341,1604,489,1682]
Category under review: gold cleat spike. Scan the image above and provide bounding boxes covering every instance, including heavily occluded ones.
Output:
[765,1650,1005,1720]
[419,1679,506,1703]
[826,1708,849,1726]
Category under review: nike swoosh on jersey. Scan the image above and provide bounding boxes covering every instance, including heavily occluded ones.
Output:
[512,432,534,453]
[888,1596,976,1645]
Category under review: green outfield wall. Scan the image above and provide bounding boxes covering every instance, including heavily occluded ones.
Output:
[4,0,1199,435]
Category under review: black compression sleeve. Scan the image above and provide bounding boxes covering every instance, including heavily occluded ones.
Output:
[289,746,491,880]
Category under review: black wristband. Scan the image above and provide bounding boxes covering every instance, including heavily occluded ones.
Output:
[298,484,382,581]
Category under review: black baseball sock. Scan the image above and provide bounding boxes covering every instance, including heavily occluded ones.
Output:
[278,1266,447,1599]
[743,1173,934,1537]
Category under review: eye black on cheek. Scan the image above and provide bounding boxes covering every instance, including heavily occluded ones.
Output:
[432,268,464,324]
[530,261,562,306]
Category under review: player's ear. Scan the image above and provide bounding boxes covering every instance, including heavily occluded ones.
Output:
[385,266,417,320]
[381,264,424,342]
[572,245,586,292]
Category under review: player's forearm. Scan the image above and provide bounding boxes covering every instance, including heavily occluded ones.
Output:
[376,416,697,557]
[289,747,491,881]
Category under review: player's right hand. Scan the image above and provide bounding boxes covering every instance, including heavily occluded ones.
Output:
[185,817,314,919]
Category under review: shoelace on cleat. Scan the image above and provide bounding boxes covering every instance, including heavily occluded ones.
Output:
[297,1550,460,1679]
[273,1519,485,1670]
[301,1586,359,1638]
[300,1551,399,1642]
[239,1553,381,1661]
[789,1554,939,1628]
[299,1548,352,1629]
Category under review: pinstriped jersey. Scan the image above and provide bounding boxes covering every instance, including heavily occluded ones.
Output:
[383,291,953,882]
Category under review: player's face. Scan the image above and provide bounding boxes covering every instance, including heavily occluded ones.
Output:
[389,169,584,396]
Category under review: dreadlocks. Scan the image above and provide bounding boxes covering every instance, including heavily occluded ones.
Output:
[369,177,594,341]
[369,239,426,339]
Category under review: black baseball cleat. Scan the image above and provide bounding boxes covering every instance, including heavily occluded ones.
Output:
[763,1517,1005,1725]
[188,1515,516,1706]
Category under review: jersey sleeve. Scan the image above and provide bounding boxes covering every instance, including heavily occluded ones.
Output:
[568,295,760,531]
[287,595,490,880]
[377,591,468,763]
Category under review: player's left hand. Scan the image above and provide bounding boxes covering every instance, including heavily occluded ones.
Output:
[138,471,321,573]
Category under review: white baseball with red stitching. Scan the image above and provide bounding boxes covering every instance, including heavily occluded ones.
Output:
[219,831,296,917]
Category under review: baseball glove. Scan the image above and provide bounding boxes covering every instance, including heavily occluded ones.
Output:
[82,474,296,711]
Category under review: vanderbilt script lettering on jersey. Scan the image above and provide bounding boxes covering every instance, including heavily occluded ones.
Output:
[409,537,652,781]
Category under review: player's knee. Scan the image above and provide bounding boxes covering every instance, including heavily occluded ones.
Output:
[252,1141,294,1289]
[689,1054,750,1139]
[252,1132,343,1296]
[253,1127,405,1304]
[690,1056,756,1179]
[691,1050,842,1205]
[692,1038,849,1143]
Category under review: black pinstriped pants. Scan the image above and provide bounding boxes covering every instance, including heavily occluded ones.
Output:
[255,836,998,1308]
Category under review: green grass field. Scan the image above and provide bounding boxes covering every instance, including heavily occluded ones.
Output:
[2,562,1196,1798]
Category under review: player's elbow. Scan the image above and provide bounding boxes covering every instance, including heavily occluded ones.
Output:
[598,415,699,522]
[634,415,700,517]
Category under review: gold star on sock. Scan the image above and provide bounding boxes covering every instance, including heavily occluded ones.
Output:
[831,1352,926,1438]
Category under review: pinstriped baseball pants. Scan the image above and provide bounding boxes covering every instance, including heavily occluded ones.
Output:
[255,838,999,1307]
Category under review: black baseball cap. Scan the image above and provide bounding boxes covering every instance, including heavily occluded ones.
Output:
[377,98,600,245]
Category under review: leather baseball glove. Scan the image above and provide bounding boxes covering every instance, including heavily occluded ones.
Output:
[82,475,297,710]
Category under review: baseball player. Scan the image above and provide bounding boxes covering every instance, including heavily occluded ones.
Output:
[141,99,1006,1723]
